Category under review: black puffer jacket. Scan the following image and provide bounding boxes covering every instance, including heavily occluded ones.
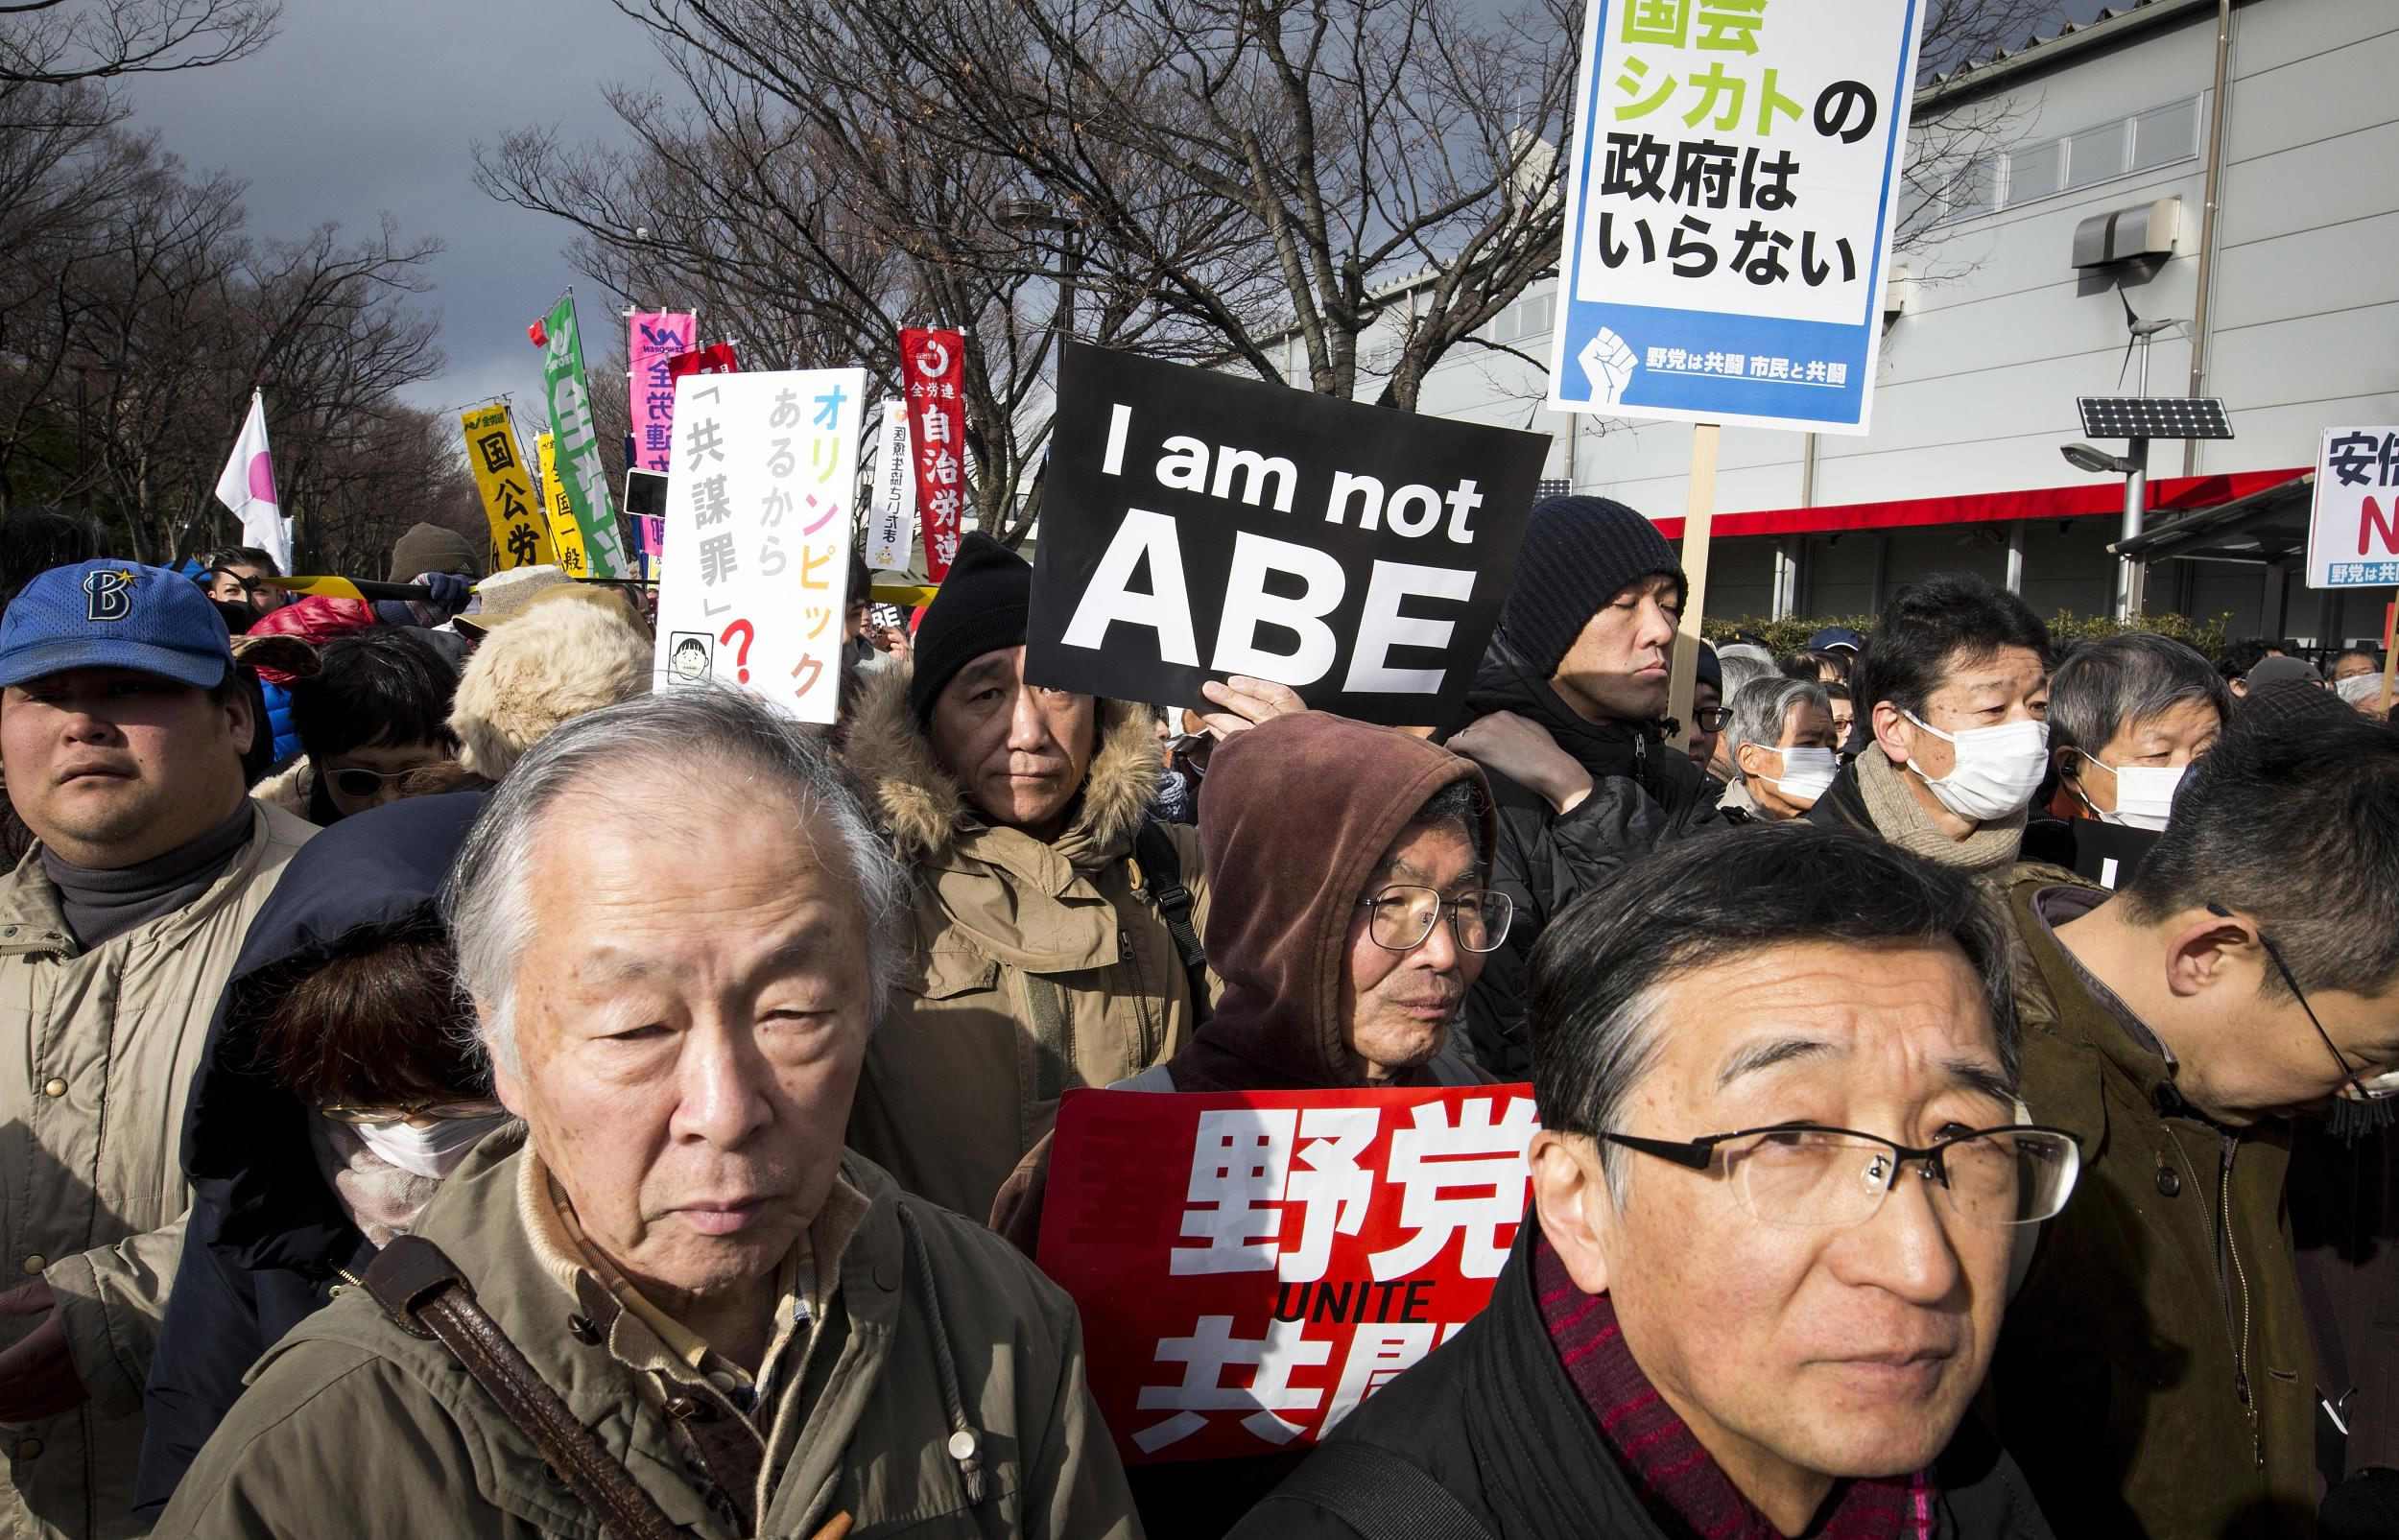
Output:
[1228,1220,2056,1540]
[1453,634,1719,1078]
[131,793,486,1522]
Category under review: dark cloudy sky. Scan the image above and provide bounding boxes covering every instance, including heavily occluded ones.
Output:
[125,0,665,421]
[122,0,2108,421]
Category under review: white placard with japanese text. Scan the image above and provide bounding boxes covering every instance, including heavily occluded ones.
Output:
[653,369,865,723]
[864,399,917,575]
[1549,0,1928,433]
[2305,427,2399,589]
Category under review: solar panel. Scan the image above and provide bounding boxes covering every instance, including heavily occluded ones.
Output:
[2076,396,2234,440]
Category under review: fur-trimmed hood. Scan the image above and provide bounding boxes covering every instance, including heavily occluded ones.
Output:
[842,658,1162,868]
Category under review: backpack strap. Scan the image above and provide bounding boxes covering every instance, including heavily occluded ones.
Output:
[363,1235,683,1540]
[1133,819,1211,1024]
[1267,1440,1495,1540]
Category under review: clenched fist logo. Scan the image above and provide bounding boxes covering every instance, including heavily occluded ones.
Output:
[1580,326,1639,408]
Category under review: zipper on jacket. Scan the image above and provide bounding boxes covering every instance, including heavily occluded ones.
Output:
[1119,925,1158,1064]
[2215,1134,2261,1468]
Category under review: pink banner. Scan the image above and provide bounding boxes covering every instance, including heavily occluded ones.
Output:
[629,311,697,475]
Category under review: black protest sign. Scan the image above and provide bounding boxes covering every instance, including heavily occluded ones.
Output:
[1027,344,1547,728]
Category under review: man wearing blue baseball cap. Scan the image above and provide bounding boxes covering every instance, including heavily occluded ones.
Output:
[0,560,313,1539]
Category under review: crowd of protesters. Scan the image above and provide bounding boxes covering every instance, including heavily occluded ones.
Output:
[0,492,2393,1540]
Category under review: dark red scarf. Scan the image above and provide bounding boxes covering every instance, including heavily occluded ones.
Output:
[1533,1234,1934,1540]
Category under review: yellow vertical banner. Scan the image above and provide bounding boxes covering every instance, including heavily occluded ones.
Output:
[535,431,591,578]
[460,403,557,571]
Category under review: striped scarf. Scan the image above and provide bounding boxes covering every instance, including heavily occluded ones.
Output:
[1534,1235,1935,1540]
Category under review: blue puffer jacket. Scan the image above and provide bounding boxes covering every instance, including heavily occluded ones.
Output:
[257,679,300,769]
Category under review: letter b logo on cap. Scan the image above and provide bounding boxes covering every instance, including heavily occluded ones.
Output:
[83,569,132,623]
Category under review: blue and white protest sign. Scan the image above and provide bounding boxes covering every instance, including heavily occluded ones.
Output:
[1549,0,1928,435]
[2306,427,2399,589]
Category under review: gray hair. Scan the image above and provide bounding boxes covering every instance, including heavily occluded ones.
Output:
[1397,778,1489,869]
[441,687,911,1074]
[1722,676,1830,783]
[1715,643,1778,707]
[2049,633,2229,758]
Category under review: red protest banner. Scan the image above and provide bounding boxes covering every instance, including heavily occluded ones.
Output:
[667,342,741,380]
[899,326,965,580]
[1037,1083,1536,1467]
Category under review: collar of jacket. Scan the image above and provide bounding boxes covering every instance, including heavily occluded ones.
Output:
[1462,630,1665,783]
[2004,867,2195,1150]
[843,658,1160,873]
[844,659,1165,973]
[0,798,310,961]
[280,1122,928,1535]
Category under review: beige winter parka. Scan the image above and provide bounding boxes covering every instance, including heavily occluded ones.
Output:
[841,664,1208,1220]
[152,1124,1141,1539]
[0,799,315,1539]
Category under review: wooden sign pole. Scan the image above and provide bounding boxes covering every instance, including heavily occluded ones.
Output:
[1667,422,1722,748]
[2378,596,2396,719]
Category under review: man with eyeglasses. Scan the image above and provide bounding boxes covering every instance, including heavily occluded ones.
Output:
[0,561,314,1539]
[1235,826,2066,1539]
[1994,708,2399,1538]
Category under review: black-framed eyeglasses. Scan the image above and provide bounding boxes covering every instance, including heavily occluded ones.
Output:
[2220,903,2398,1135]
[1592,1122,2081,1228]
[1692,705,1731,733]
[1355,885,1513,954]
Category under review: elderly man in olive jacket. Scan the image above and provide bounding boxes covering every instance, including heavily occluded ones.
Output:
[156,689,1137,1539]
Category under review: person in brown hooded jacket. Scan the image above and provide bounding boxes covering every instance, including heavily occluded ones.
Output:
[993,711,1500,1537]
[843,533,1273,1221]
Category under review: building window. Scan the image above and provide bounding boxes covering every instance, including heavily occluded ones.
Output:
[2008,139,2064,203]
[2130,98,2199,171]
[1480,286,1555,347]
[1928,94,2199,226]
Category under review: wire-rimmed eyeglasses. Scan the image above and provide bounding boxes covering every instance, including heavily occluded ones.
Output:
[1355,886,1513,954]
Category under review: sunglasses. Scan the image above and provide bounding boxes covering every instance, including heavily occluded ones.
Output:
[329,765,431,800]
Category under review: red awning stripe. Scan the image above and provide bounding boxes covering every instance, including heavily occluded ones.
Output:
[1648,468,2309,541]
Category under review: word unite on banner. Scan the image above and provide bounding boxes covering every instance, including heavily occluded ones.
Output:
[1039,1085,1538,1464]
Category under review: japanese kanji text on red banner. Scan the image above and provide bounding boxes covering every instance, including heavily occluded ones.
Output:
[1037,1083,1537,1466]
[899,326,966,580]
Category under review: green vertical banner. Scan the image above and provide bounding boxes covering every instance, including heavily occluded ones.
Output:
[538,292,629,578]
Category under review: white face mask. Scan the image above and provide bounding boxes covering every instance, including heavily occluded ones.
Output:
[1901,711,2051,822]
[353,1111,512,1181]
[2079,755,2185,833]
[1758,746,1838,808]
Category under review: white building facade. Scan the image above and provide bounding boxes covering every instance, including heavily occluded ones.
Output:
[1302,0,2399,643]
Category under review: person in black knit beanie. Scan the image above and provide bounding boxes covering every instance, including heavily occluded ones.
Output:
[1441,494,1722,1078]
[907,532,1033,723]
